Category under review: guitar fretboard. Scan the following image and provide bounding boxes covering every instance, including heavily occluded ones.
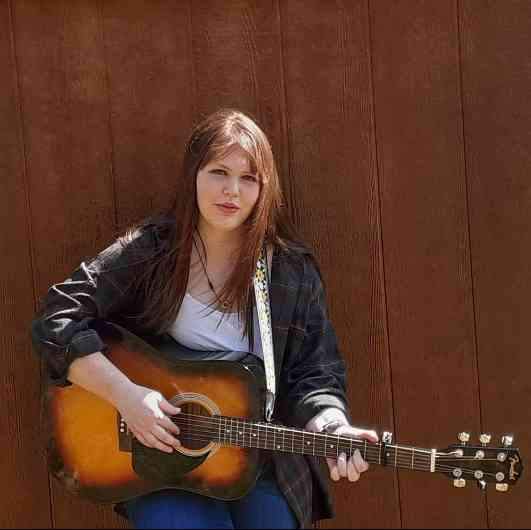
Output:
[175,413,436,473]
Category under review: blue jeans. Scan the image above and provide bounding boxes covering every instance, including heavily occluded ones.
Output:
[124,470,299,529]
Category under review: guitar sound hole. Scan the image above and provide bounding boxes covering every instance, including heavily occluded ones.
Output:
[175,402,214,451]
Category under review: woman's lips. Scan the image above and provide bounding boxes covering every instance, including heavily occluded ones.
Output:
[216,204,240,215]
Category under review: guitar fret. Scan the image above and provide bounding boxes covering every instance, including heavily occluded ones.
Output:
[249,420,252,448]
[225,417,229,446]
[212,416,488,478]
[223,417,227,445]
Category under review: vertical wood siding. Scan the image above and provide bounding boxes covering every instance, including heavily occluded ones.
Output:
[0,0,529,527]
[460,2,531,528]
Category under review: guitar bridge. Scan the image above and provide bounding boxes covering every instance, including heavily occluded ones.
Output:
[117,412,132,452]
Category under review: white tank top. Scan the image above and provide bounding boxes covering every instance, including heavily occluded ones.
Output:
[166,292,264,361]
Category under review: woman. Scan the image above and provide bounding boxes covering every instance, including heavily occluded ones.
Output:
[31,108,378,529]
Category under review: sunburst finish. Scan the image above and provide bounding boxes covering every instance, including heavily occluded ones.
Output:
[46,322,263,503]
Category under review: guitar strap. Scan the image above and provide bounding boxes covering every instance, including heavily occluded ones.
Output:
[253,246,276,422]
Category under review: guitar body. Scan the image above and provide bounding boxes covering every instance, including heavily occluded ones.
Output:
[45,322,524,506]
[46,321,265,504]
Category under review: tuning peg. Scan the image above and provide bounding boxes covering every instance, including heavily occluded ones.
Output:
[479,433,492,446]
[453,479,466,488]
[501,435,514,447]
[382,432,393,443]
[458,432,470,444]
[496,483,509,492]
[477,479,487,491]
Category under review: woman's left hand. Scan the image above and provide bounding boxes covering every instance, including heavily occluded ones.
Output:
[325,425,379,482]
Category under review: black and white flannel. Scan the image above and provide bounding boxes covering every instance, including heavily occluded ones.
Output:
[31,218,353,529]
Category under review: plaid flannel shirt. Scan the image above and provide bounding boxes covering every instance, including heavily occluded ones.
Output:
[31,218,353,529]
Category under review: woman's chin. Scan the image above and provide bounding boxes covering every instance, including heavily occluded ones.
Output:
[202,219,244,235]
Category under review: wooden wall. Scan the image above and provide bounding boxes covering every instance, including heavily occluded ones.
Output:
[1,0,529,528]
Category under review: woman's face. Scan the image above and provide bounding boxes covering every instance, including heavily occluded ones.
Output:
[196,145,260,237]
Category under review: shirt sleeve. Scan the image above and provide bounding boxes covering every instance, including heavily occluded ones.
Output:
[305,407,349,432]
[278,256,353,428]
[30,227,156,386]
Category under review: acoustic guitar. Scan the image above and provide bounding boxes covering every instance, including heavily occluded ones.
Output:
[46,321,523,504]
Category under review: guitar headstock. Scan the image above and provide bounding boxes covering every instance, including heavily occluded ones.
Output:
[437,433,523,491]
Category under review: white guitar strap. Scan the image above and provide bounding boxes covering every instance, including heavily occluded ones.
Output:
[253,246,276,422]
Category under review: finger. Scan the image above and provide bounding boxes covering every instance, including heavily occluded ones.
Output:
[159,400,181,416]
[347,427,379,443]
[366,430,379,443]
[337,452,348,477]
[329,424,377,443]
[159,415,180,435]
[132,430,152,448]
[347,455,361,482]
[152,425,181,450]
[353,449,369,472]
[145,431,174,453]
[326,458,340,482]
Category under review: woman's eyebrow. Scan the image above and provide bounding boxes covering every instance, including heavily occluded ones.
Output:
[215,162,256,175]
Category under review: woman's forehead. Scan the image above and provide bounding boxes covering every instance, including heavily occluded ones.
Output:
[211,145,257,172]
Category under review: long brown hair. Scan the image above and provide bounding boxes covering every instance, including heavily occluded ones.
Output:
[119,108,308,346]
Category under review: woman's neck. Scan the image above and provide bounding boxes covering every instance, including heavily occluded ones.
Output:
[195,224,242,263]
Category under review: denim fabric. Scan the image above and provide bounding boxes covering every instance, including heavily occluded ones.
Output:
[124,466,298,529]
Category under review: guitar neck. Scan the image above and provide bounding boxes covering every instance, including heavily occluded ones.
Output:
[179,413,436,473]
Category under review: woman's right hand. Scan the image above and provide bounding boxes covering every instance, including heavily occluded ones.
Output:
[116,383,181,453]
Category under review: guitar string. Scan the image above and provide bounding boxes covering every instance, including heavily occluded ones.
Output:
[168,413,503,464]
[169,415,433,460]
[169,412,432,452]
[132,414,501,477]
[151,411,504,467]
[169,413,504,462]
[152,431,500,479]
[160,417,431,465]
[145,426,501,478]
[172,431,497,475]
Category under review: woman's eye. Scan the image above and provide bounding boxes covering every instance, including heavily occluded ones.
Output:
[243,175,258,182]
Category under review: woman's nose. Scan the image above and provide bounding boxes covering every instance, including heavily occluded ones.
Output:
[223,176,239,196]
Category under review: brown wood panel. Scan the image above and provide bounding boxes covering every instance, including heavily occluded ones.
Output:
[12,1,123,527]
[0,1,52,527]
[3,0,528,527]
[371,0,486,527]
[459,1,531,527]
[280,1,399,527]
[101,0,195,227]
[189,0,293,211]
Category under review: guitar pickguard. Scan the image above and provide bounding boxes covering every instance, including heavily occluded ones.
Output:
[132,438,210,484]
